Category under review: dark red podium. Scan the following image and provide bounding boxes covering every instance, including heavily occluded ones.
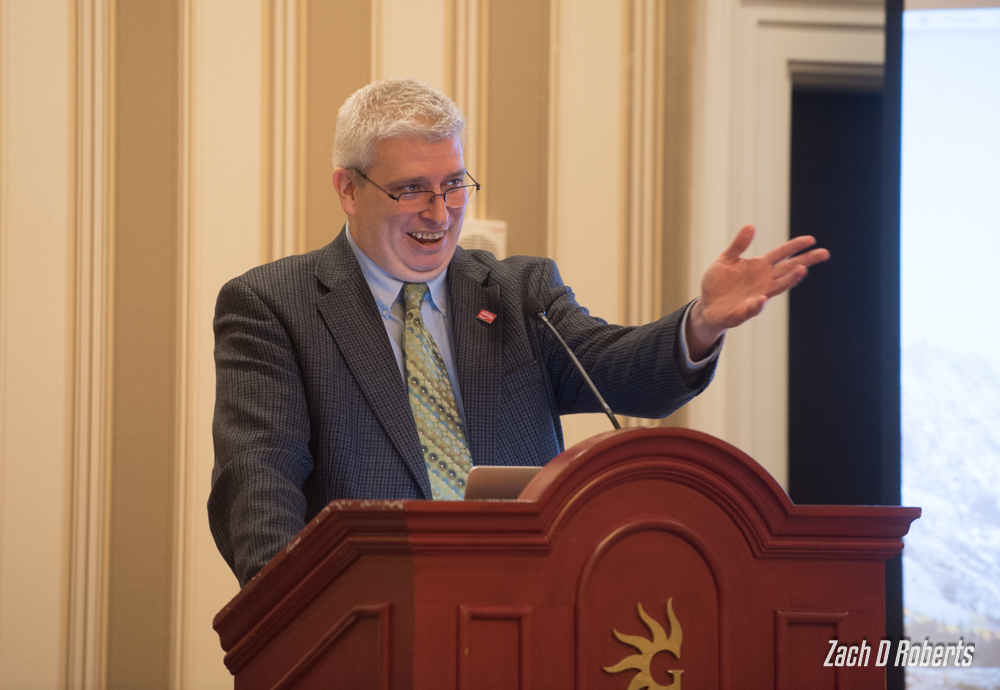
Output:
[214,428,919,689]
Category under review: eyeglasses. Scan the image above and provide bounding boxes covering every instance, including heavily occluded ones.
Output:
[352,169,481,211]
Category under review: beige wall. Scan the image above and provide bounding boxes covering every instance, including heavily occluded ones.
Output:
[0,0,885,685]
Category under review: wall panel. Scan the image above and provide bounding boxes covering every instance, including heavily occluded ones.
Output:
[549,0,626,448]
[0,1,75,686]
[374,0,448,88]
[659,0,696,361]
[620,0,696,430]
[485,0,550,259]
[304,0,371,252]
[174,0,264,686]
[107,1,180,686]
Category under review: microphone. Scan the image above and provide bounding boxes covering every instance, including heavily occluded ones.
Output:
[523,296,621,430]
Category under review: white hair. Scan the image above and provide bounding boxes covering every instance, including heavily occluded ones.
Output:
[333,78,466,173]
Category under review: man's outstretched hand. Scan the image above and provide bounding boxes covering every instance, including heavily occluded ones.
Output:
[686,225,831,361]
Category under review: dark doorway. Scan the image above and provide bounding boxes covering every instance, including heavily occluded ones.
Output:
[787,88,885,506]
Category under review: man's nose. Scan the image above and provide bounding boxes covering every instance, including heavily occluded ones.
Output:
[422,193,450,224]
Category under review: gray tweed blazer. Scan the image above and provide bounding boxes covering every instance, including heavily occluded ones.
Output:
[209,229,715,585]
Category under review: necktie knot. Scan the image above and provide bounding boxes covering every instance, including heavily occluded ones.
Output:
[403,282,429,313]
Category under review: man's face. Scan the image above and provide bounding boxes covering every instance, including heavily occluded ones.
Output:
[335,134,467,282]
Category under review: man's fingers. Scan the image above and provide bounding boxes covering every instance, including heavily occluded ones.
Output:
[762,235,819,265]
[719,224,756,262]
[738,295,768,324]
[767,265,809,298]
[703,228,828,326]
[772,248,825,277]
[772,247,830,277]
[795,247,831,268]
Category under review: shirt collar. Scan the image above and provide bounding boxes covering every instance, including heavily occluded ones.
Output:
[345,223,449,316]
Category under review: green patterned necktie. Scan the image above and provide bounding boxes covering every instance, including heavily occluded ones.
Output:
[402,282,473,499]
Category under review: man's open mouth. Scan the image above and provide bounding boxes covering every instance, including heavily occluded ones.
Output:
[408,232,444,245]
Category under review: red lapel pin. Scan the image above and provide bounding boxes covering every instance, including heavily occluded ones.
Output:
[476,309,497,324]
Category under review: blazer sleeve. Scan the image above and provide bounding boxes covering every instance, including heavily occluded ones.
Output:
[526,259,717,419]
[209,277,313,587]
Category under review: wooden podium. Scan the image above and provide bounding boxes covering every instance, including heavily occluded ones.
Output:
[214,428,919,689]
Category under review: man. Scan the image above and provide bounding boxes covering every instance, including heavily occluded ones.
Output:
[209,78,829,587]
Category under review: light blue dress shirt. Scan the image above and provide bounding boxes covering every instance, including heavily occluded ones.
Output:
[345,225,470,427]
[344,224,719,432]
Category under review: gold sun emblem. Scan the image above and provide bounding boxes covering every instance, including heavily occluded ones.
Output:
[602,598,683,690]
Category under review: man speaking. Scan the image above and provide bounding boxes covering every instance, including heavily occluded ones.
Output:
[209,78,829,587]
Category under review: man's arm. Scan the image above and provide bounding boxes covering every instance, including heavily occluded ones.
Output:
[525,225,827,419]
[686,225,831,359]
[525,260,713,420]
[209,277,314,587]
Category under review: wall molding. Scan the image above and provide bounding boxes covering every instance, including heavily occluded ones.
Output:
[624,0,665,329]
[789,58,884,90]
[68,0,113,686]
[620,0,696,430]
[451,0,488,216]
[758,18,883,31]
[171,0,195,686]
[620,0,666,430]
[263,0,305,263]
[545,0,561,262]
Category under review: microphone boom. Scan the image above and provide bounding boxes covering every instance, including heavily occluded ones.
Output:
[524,296,621,430]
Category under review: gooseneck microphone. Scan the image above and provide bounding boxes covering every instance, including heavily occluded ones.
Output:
[523,296,621,430]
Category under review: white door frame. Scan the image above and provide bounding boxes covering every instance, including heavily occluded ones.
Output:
[687,0,885,486]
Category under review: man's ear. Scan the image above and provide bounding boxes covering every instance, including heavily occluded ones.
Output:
[332,167,358,216]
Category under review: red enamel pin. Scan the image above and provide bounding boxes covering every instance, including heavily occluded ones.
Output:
[476,309,497,324]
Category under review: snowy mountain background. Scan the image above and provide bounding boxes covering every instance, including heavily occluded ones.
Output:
[902,340,1000,673]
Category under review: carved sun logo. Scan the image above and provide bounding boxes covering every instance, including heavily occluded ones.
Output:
[603,598,683,690]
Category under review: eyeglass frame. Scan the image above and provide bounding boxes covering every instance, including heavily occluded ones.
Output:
[350,168,481,209]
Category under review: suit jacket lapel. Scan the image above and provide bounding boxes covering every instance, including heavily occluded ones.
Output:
[449,250,502,467]
[314,231,432,498]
